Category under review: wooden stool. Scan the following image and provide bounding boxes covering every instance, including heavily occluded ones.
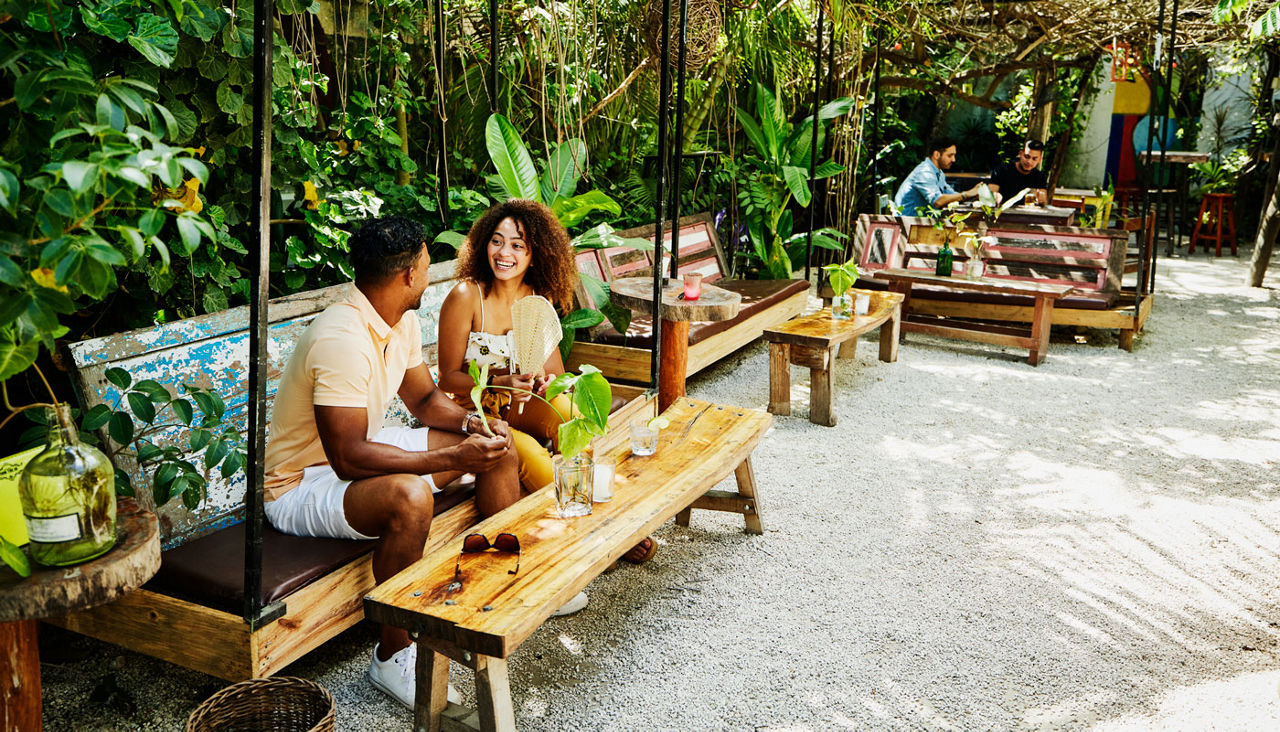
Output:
[1189,193,1237,256]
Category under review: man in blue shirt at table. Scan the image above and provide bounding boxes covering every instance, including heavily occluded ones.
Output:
[893,137,984,216]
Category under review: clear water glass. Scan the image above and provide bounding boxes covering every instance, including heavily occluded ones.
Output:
[629,419,659,456]
[553,454,593,518]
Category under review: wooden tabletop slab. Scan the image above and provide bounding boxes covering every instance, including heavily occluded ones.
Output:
[763,290,903,349]
[872,268,1075,298]
[0,499,160,621]
[1136,150,1210,165]
[364,398,771,659]
[609,277,742,322]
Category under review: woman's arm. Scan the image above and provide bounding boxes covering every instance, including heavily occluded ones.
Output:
[437,281,484,395]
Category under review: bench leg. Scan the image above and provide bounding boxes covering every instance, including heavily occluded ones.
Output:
[683,456,765,534]
[475,656,516,732]
[1118,328,1135,352]
[768,342,791,416]
[414,642,451,732]
[735,457,764,535]
[837,338,857,360]
[675,507,692,527]
[1028,295,1054,366]
[879,304,901,363]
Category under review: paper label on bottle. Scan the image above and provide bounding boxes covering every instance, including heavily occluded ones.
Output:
[25,513,82,543]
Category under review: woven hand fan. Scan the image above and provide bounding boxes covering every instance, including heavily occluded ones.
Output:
[510,295,562,375]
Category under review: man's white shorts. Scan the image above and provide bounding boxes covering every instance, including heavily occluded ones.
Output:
[265,426,439,541]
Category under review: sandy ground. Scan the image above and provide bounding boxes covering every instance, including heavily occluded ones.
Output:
[38,251,1280,731]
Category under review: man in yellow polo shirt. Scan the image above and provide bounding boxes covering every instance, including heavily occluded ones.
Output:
[265,216,519,709]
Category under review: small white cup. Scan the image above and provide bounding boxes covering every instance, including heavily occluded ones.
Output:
[854,292,871,316]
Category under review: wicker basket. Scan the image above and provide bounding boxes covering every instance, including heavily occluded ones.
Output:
[186,676,335,732]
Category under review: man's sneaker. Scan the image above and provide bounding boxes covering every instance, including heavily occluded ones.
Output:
[368,643,461,709]
[552,591,588,617]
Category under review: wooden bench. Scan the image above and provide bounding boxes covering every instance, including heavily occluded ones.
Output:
[48,261,654,681]
[365,398,769,731]
[566,212,809,384]
[850,214,1153,351]
[872,269,1074,365]
[762,289,903,426]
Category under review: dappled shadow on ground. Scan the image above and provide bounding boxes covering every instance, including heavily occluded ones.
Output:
[37,257,1280,731]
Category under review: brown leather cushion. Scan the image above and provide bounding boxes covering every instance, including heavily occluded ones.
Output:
[147,484,474,614]
[853,276,1116,310]
[589,278,809,348]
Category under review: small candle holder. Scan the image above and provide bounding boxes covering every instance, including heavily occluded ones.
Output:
[682,272,703,300]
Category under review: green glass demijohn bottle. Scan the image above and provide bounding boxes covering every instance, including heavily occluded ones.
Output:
[19,404,117,566]
[935,239,954,277]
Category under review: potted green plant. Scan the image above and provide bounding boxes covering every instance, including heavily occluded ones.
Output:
[821,259,861,320]
[467,361,612,517]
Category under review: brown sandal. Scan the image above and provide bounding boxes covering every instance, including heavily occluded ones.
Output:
[621,536,657,564]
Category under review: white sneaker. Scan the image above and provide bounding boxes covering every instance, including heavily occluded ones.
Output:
[369,643,461,709]
[552,591,588,617]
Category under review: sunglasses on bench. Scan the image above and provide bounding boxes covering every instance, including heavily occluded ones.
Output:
[454,532,521,581]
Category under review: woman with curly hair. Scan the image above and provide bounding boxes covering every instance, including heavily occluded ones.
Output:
[438,200,657,574]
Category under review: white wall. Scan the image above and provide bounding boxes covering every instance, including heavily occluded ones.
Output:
[1059,61,1116,189]
[1196,50,1257,157]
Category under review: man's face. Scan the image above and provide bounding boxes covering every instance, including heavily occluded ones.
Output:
[931,145,958,170]
[406,245,431,309]
[1016,147,1043,172]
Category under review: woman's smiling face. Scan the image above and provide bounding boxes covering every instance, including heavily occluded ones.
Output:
[487,216,532,283]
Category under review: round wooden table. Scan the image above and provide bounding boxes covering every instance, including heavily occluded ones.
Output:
[610,277,741,411]
[0,499,160,731]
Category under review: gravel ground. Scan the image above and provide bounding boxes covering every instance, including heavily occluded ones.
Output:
[40,252,1280,731]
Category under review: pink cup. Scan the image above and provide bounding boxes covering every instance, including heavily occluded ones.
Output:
[683,272,703,300]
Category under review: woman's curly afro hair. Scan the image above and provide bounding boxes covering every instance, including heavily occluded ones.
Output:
[456,199,579,313]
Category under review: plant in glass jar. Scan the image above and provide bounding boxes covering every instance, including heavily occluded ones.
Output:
[0,364,244,575]
[821,259,861,320]
[467,361,612,517]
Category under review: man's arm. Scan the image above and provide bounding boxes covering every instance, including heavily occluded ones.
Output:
[315,403,509,481]
[932,187,981,208]
[399,363,514,441]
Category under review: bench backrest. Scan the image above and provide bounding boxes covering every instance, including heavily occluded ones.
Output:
[853,214,1128,294]
[576,213,728,287]
[68,261,461,548]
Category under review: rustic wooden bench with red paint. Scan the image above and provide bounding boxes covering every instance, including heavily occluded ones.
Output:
[567,212,809,383]
[364,398,769,732]
[48,261,654,682]
[849,214,1152,351]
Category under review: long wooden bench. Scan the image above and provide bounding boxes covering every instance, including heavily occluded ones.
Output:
[566,212,809,383]
[48,261,653,681]
[365,398,769,731]
[849,214,1153,351]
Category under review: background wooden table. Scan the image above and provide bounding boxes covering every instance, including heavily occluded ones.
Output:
[610,278,741,411]
[762,290,903,426]
[0,499,160,732]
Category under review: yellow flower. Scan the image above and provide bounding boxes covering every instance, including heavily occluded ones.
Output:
[152,178,202,214]
[303,181,319,210]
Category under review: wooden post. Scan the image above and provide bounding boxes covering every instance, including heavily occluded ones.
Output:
[658,319,690,412]
[768,343,791,416]
[810,353,836,427]
[1028,294,1054,365]
[474,656,516,732]
[879,302,901,363]
[1,619,41,732]
[734,458,764,535]
[414,641,450,732]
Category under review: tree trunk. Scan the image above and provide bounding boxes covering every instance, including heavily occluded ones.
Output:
[1026,66,1055,143]
[1247,118,1280,287]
